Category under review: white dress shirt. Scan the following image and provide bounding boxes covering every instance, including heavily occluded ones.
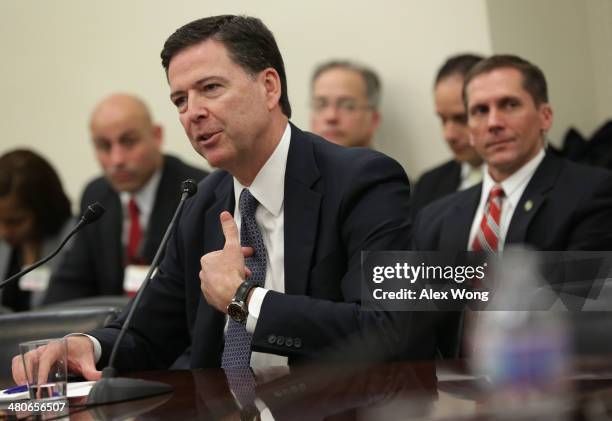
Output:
[458,162,483,191]
[468,148,545,251]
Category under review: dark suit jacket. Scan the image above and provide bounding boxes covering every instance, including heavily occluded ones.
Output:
[410,160,461,219]
[412,153,612,357]
[413,153,612,251]
[43,155,208,304]
[90,124,436,371]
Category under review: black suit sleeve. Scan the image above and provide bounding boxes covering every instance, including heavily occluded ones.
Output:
[43,190,105,304]
[251,154,435,362]
[89,211,192,370]
[566,171,612,250]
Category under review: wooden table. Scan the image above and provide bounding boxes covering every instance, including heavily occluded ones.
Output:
[2,359,612,420]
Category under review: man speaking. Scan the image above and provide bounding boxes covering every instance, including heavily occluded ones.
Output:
[13,15,433,382]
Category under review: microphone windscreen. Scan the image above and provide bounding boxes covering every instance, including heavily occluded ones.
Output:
[82,202,106,224]
[181,179,198,197]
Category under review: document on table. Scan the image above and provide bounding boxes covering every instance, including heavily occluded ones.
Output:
[0,381,96,401]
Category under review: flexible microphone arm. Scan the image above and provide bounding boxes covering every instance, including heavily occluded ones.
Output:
[87,179,197,406]
[0,202,106,290]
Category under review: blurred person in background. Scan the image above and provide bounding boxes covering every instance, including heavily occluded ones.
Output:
[412,55,612,357]
[411,54,484,217]
[310,60,381,148]
[44,93,208,304]
[0,149,74,311]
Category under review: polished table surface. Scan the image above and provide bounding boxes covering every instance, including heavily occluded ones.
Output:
[3,359,612,420]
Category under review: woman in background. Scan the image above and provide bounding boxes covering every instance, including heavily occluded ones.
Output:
[0,149,73,311]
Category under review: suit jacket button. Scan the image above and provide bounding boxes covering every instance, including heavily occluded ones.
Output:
[268,334,276,344]
[276,335,285,346]
[285,337,293,347]
[294,338,302,348]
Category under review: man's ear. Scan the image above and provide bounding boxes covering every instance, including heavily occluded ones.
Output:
[259,68,282,111]
[539,103,553,133]
[153,124,164,148]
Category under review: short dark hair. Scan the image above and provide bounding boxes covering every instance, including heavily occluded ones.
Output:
[434,53,483,86]
[463,54,549,106]
[161,15,291,118]
[311,60,382,108]
[0,149,71,239]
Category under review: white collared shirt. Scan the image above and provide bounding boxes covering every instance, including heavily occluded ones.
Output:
[231,123,291,368]
[119,168,162,246]
[468,148,545,251]
[458,162,483,191]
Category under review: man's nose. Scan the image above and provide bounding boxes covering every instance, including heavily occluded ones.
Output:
[322,104,340,123]
[443,121,461,143]
[487,108,504,132]
[109,145,127,167]
[186,94,210,124]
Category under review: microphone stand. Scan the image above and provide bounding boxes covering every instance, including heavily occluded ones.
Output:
[0,202,105,289]
[87,180,197,406]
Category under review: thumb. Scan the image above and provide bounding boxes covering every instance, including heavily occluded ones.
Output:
[80,360,102,381]
[220,211,240,248]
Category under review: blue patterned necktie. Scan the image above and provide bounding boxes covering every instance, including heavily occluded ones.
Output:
[221,188,268,369]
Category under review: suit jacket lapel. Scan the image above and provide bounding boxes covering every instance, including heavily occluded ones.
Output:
[192,174,234,368]
[283,124,322,295]
[100,190,123,284]
[205,176,236,253]
[443,161,462,194]
[440,185,481,250]
[506,153,561,244]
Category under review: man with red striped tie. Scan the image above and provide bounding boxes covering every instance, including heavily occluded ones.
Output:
[412,54,612,357]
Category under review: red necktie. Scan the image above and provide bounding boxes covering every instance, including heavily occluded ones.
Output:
[463,185,505,357]
[126,197,142,264]
[472,185,505,253]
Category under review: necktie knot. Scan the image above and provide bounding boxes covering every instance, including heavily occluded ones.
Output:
[126,197,142,265]
[471,184,505,253]
[128,197,139,217]
[239,188,259,221]
[489,185,505,201]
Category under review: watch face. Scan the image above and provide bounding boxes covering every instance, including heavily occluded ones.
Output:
[228,301,247,324]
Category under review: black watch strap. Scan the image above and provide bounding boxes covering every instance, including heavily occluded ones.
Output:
[234,280,258,303]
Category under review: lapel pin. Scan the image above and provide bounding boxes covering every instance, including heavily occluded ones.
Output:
[524,200,533,212]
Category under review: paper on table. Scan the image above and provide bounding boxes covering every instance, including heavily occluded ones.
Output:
[0,381,96,401]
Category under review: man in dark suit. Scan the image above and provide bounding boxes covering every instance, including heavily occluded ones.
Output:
[412,55,612,357]
[43,94,207,304]
[411,54,484,217]
[13,15,434,383]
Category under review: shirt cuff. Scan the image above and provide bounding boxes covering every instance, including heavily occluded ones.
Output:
[246,287,268,333]
[66,333,102,364]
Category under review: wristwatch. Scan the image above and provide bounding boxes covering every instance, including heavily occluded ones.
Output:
[227,280,258,324]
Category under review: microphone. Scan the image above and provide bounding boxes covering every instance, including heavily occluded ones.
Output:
[0,202,106,290]
[87,179,198,406]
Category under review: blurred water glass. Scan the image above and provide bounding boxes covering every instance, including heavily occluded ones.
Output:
[19,337,67,401]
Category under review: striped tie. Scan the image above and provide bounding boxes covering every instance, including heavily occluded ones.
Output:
[463,185,505,356]
[472,185,505,253]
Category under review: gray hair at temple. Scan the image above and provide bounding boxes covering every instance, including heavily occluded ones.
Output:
[311,60,382,109]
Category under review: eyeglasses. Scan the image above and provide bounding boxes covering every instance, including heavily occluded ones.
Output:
[310,98,373,114]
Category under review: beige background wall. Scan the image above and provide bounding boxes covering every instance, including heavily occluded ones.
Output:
[486,0,612,142]
[0,0,609,209]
